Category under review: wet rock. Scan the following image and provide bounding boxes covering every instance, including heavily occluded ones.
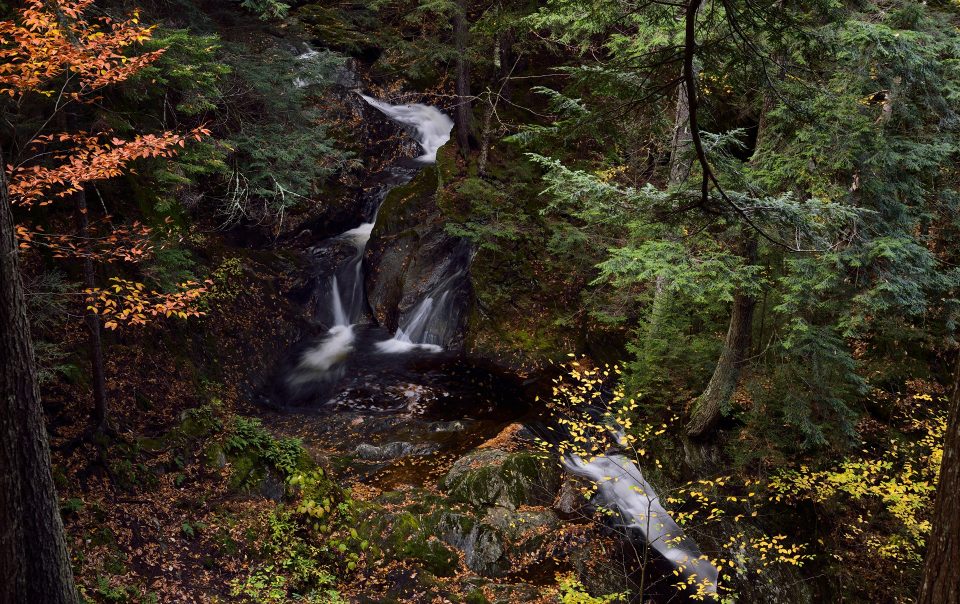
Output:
[364,147,472,349]
[482,506,560,540]
[435,507,559,578]
[442,448,560,510]
[553,471,592,515]
[258,468,286,502]
[353,441,435,460]
[435,511,506,577]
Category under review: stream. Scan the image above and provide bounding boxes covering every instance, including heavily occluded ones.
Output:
[266,92,718,599]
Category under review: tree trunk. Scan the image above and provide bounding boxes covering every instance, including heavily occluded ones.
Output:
[687,237,758,439]
[477,36,502,177]
[0,147,79,603]
[668,64,698,185]
[918,350,960,604]
[453,0,473,157]
[647,63,701,342]
[73,188,108,432]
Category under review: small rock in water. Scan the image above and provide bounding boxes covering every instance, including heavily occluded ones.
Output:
[429,420,468,432]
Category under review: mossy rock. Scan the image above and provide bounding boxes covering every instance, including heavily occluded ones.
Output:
[442,449,560,510]
[481,506,559,542]
[202,443,227,469]
[226,452,265,492]
[372,165,441,236]
[383,511,459,576]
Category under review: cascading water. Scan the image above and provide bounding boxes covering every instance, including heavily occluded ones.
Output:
[376,262,470,354]
[358,95,455,163]
[274,88,716,602]
[287,92,457,386]
[564,448,720,597]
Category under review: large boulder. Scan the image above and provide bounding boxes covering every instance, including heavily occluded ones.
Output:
[441,448,560,510]
[364,146,472,349]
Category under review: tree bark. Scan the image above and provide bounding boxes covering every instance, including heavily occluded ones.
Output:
[73,188,108,432]
[646,62,701,341]
[477,36,503,177]
[668,63,698,186]
[687,237,758,439]
[0,147,79,603]
[918,349,960,604]
[453,0,473,158]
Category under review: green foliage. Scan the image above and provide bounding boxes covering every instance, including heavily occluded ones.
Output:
[125,29,230,116]
[224,416,304,478]
[443,176,532,252]
[201,256,246,309]
[230,507,347,602]
[765,390,945,600]
[89,577,158,604]
[239,0,290,20]
[143,247,199,293]
[549,573,626,603]
[231,470,370,602]
[219,44,357,218]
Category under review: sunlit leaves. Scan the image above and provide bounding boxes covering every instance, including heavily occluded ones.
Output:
[85,277,210,329]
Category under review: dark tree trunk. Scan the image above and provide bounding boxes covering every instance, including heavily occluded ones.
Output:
[687,237,758,439]
[73,188,108,432]
[477,36,503,177]
[0,147,79,603]
[453,0,473,157]
[646,63,701,340]
[668,63,697,186]
[918,350,960,604]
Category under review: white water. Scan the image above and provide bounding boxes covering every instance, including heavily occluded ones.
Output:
[288,325,356,385]
[359,94,455,163]
[330,276,348,327]
[376,266,467,354]
[300,93,456,374]
[564,452,719,595]
[327,221,375,328]
[375,297,444,353]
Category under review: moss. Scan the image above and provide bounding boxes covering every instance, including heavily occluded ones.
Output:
[465,589,490,604]
[376,491,407,505]
[202,442,226,469]
[385,511,459,577]
[373,165,441,236]
[295,4,371,54]
[443,449,560,510]
[227,453,265,491]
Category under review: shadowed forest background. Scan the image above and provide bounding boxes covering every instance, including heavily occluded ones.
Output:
[1,0,959,602]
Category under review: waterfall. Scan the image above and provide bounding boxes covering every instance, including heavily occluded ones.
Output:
[376,266,467,354]
[330,276,348,327]
[359,94,455,163]
[291,92,457,385]
[564,452,719,596]
[288,324,356,386]
[327,221,375,327]
[375,297,443,353]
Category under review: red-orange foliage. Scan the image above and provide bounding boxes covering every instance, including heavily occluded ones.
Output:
[85,277,211,330]
[2,0,211,325]
[10,130,208,208]
[0,0,163,98]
